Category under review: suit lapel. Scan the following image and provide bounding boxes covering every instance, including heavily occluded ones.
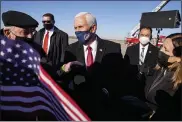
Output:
[135,43,140,65]
[47,27,59,56]
[76,42,86,65]
[47,31,57,56]
[144,43,152,64]
[95,37,105,63]
[40,29,45,45]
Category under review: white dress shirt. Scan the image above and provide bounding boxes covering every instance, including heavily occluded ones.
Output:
[139,43,149,65]
[83,39,98,66]
[42,27,54,53]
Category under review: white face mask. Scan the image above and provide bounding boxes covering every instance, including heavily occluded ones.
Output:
[139,36,150,45]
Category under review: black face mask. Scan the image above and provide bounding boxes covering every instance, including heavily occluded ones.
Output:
[43,24,53,30]
[157,51,170,68]
[15,36,33,44]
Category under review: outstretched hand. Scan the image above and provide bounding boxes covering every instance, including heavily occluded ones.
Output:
[63,61,84,72]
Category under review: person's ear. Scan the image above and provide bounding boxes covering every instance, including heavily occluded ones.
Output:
[90,24,97,33]
[52,20,55,25]
[3,28,11,38]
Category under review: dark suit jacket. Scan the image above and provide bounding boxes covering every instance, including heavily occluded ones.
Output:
[34,26,68,66]
[124,43,159,99]
[34,27,68,80]
[59,36,124,120]
[124,43,159,68]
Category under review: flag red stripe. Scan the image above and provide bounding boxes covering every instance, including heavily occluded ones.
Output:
[39,70,79,121]
[39,66,90,121]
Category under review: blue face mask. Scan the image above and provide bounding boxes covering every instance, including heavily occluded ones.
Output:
[75,30,95,45]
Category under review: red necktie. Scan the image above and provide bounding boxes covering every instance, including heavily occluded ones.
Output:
[87,46,93,67]
[43,32,49,54]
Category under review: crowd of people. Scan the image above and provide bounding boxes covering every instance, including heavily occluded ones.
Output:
[0,10,182,121]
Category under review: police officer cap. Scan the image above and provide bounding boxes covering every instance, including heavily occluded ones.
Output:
[2,10,39,28]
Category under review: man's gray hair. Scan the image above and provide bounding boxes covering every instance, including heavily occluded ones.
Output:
[4,26,13,30]
[3,26,15,32]
[75,12,97,27]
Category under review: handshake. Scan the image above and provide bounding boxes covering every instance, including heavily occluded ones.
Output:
[62,61,84,73]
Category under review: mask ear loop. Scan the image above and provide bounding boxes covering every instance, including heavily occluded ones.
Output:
[88,23,95,33]
[86,24,96,44]
[9,30,17,37]
[9,29,27,38]
[9,28,22,37]
[9,26,17,36]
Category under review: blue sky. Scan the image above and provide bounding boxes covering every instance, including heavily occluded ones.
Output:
[1,0,181,40]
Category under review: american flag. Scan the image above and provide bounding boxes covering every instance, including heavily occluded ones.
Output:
[0,35,90,121]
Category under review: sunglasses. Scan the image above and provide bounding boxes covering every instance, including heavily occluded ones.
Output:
[42,20,51,23]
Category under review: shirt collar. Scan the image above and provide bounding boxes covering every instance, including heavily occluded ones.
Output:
[83,37,98,52]
[45,27,54,33]
[140,43,149,50]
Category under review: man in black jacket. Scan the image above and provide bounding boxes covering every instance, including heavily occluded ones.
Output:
[34,13,68,76]
[124,26,159,100]
[57,12,125,120]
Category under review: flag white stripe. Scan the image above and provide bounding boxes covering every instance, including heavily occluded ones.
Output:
[39,68,88,121]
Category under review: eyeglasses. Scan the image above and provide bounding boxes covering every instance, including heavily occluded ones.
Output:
[10,28,36,37]
[42,20,51,23]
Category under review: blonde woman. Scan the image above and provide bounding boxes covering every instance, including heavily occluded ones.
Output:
[144,33,182,120]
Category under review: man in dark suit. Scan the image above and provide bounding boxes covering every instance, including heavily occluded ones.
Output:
[58,12,124,120]
[124,26,159,99]
[34,13,68,73]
